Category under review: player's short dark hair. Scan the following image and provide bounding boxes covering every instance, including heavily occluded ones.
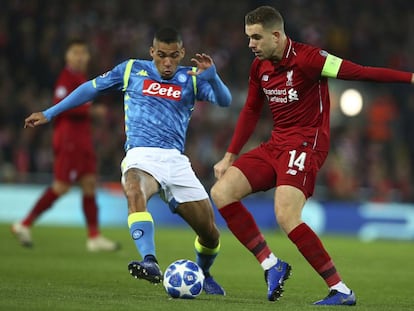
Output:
[245,6,284,30]
[154,27,183,45]
[65,38,88,52]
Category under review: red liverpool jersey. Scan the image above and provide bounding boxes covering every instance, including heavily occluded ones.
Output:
[52,67,93,152]
[228,38,412,154]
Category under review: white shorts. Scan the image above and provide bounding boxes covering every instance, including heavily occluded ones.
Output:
[120,147,209,211]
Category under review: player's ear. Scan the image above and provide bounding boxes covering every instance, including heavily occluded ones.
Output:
[180,47,185,59]
[272,31,281,40]
[149,46,155,57]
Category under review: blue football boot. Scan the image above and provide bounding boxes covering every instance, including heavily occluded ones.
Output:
[313,290,356,306]
[128,260,163,284]
[264,260,292,301]
[203,274,226,295]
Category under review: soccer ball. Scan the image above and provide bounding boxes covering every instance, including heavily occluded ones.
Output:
[163,259,205,299]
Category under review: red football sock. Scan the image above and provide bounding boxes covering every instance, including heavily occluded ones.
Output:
[219,201,271,263]
[22,187,59,226]
[83,196,99,238]
[288,223,341,287]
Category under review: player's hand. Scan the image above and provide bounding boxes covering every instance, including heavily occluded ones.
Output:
[24,112,49,128]
[214,152,237,179]
[187,53,214,76]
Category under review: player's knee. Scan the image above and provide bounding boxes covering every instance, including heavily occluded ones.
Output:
[81,183,96,196]
[275,212,289,233]
[124,185,142,200]
[275,206,302,234]
[52,181,70,196]
[210,182,229,208]
[80,176,97,195]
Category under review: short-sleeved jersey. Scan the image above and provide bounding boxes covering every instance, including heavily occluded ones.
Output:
[92,59,219,153]
[52,67,93,151]
[250,38,331,151]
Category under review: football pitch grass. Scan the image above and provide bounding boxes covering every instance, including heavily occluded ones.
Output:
[1,224,413,311]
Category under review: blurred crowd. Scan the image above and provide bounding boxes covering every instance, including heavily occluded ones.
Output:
[1,0,414,202]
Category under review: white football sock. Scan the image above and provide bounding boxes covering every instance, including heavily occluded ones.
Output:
[260,253,278,270]
[330,281,351,295]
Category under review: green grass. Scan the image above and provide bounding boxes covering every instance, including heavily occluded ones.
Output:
[1,224,413,311]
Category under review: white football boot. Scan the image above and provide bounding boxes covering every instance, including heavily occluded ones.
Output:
[11,222,33,247]
[87,235,120,252]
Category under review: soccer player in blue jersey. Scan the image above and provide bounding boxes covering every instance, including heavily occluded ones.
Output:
[24,27,231,295]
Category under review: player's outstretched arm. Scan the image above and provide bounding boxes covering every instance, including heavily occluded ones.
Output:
[43,81,99,122]
[321,53,414,84]
[24,81,100,128]
[24,112,49,128]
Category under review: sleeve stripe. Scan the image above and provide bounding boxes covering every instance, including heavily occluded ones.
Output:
[122,59,134,91]
[322,54,343,78]
[192,67,197,95]
[92,79,97,88]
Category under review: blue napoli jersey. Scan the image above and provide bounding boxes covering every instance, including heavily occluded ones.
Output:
[92,59,222,153]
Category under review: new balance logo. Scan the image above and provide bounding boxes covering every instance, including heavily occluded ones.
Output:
[142,80,182,101]
[286,169,297,176]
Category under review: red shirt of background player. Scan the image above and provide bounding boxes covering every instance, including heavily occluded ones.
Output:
[52,67,96,182]
[53,66,93,151]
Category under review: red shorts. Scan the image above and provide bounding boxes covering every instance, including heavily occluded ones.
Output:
[233,142,328,198]
[53,146,96,183]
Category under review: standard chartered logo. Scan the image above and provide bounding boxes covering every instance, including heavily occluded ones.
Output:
[263,87,299,103]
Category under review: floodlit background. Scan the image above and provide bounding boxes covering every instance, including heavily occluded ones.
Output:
[1,0,414,239]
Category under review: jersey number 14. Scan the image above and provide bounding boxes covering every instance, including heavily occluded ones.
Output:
[288,150,307,171]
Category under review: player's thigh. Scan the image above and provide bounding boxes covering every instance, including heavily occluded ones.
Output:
[54,147,96,184]
[123,168,160,199]
[211,166,252,207]
[53,149,77,183]
[120,147,163,200]
[166,154,210,207]
[275,146,328,198]
[212,149,275,207]
[51,179,71,196]
[233,146,277,192]
[79,149,97,179]
[273,147,327,233]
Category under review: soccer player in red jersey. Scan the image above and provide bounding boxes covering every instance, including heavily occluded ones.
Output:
[12,39,119,252]
[211,6,414,305]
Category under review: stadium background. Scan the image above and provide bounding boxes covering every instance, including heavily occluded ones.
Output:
[1,0,414,240]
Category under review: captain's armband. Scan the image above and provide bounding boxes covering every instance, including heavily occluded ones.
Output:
[321,54,343,78]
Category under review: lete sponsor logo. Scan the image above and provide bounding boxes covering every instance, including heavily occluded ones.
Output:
[142,80,182,101]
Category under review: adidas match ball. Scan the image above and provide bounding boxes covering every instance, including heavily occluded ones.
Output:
[163,259,204,299]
